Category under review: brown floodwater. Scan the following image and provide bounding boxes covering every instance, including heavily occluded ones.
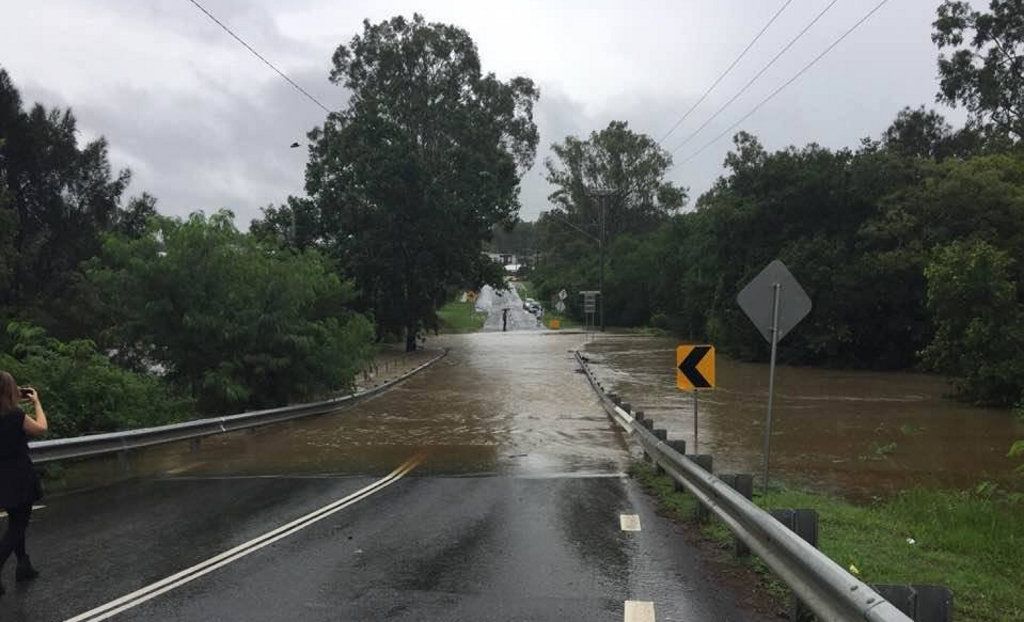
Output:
[53,332,630,491]
[583,335,1024,499]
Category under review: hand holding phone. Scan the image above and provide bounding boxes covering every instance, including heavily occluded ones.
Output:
[19,387,37,401]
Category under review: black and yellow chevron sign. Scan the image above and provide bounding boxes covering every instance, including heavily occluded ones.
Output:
[676,345,715,390]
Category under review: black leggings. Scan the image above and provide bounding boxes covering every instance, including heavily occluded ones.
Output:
[0,505,31,568]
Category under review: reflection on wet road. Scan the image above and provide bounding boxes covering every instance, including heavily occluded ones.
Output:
[584,335,1024,498]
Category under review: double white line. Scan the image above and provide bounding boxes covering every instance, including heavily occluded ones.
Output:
[66,454,425,622]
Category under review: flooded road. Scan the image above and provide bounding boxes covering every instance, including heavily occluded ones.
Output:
[583,335,1024,498]
[57,332,629,487]
[17,332,767,622]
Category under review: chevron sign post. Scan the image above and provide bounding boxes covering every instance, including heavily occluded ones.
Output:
[676,345,715,453]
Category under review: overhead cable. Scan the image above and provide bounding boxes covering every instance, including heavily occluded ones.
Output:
[678,0,890,166]
[658,0,795,145]
[669,0,842,155]
[186,0,331,113]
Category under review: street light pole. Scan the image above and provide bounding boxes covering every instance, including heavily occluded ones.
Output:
[599,192,606,332]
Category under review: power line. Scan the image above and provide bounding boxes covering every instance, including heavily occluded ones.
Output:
[658,0,795,145]
[186,0,331,114]
[678,0,890,166]
[669,0,841,155]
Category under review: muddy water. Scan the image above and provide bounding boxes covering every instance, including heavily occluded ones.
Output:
[55,332,629,489]
[584,335,1024,498]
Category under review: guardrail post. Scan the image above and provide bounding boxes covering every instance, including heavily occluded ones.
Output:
[117,449,131,474]
[665,440,686,491]
[871,585,953,622]
[652,428,667,474]
[720,474,754,556]
[687,455,713,522]
[770,509,820,622]
[639,417,654,461]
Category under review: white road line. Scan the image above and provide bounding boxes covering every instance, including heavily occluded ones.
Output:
[0,504,46,518]
[65,454,423,622]
[619,514,641,532]
[624,600,656,622]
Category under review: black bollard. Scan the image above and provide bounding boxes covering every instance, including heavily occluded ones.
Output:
[871,585,953,622]
[666,440,687,491]
[687,454,713,522]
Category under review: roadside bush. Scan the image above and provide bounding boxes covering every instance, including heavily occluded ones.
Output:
[87,211,376,414]
[0,322,191,438]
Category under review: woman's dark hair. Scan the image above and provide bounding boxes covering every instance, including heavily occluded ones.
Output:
[0,371,20,414]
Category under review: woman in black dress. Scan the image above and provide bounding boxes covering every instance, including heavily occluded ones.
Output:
[0,371,47,595]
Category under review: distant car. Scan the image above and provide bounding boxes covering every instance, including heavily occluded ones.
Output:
[523,297,537,311]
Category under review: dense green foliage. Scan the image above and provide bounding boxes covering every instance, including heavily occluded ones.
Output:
[87,211,375,414]
[257,14,539,351]
[0,68,153,339]
[533,3,1024,407]
[0,323,190,437]
[0,67,377,436]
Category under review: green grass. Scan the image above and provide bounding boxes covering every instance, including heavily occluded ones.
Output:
[437,299,487,333]
[631,463,1024,621]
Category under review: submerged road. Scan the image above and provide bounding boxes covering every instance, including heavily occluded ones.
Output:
[0,332,765,621]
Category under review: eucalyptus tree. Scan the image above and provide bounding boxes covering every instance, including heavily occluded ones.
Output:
[933,1,1024,141]
[304,14,539,350]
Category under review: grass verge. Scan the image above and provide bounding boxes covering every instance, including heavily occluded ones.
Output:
[437,299,487,333]
[630,462,1024,621]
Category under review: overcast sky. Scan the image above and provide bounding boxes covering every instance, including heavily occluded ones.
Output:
[0,1,971,225]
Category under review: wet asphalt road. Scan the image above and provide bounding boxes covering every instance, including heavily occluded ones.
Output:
[0,331,765,621]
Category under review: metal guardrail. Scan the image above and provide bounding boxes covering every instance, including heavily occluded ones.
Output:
[30,349,448,464]
[574,351,912,622]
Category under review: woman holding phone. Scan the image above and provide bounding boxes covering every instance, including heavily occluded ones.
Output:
[0,371,46,595]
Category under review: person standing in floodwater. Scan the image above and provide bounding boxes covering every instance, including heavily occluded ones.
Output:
[502,308,509,332]
[0,371,47,595]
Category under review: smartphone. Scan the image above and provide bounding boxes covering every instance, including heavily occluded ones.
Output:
[19,388,32,398]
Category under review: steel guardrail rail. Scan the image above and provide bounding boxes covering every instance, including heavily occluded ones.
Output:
[29,349,449,464]
[574,351,911,622]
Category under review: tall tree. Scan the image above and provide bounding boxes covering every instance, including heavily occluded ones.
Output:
[0,67,137,337]
[881,106,981,159]
[304,14,539,350]
[544,120,686,241]
[933,1,1024,141]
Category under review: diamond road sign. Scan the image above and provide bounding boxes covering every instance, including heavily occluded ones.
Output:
[736,260,811,344]
[558,289,567,301]
[555,301,566,313]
